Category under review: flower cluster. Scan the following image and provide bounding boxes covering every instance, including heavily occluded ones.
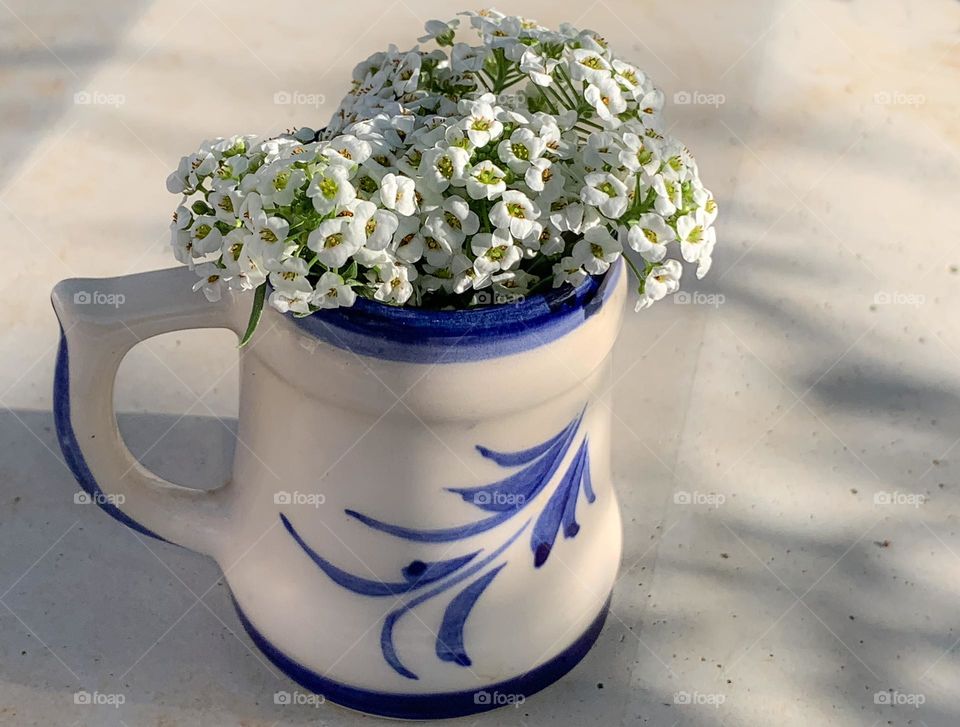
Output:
[167,9,717,338]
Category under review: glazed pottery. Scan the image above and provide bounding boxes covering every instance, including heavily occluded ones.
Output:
[50,259,626,719]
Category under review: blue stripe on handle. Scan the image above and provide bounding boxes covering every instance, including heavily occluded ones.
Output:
[52,325,165,541]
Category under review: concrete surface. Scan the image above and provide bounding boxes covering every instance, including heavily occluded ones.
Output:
[1,0,959,725]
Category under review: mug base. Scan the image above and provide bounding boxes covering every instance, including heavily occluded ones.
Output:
[232,594,611,720]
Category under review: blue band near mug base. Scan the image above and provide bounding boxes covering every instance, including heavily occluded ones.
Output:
[232,593,611,720]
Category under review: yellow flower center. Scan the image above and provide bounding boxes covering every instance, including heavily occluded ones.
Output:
[507,202,526,218]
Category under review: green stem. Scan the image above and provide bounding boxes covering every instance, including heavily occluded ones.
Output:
[556,65,581,103]
[474,71,493,91]
[534,86,559,114]
[499,72,526,88]
[238,282,267,347]
[544,85,571,112]
[576,118,605,131]
[550,76,578,108]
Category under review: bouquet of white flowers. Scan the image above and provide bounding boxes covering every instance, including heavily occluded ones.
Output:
[167,8,717,342]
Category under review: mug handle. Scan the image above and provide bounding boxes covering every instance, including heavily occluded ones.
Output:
[51,267,247,558]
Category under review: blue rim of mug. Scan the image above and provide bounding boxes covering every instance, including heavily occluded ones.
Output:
[284,257,623,364]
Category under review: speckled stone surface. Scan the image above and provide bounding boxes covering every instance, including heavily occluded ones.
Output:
[1,0,959,725]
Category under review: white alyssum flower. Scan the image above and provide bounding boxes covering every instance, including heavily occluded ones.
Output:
[419,18,459,45]
[249,214,291,265]
[626,213,674,262]
[269,257,313,314]
[420,146,470,191]
[524,157,554,192]
[461,97,504,147]
[188,216,223,256]
[569,48,612,84]
[312,271,357,308]
[694,226,717,279]
[256,162,306,206]
[497,127,545,174]
[323,134,373,166]
[553,255,589,288]
[307,218,363,268]
[373,261,415,304]
[379,173,418,216]
[192,262,227,302]
[489,190,541,241]
[649,173,682,217]
[451,42,486,72]
[519,49,557,86]
[466,160,507,200]
[166,11,717,326]
[208,189,243,223]
[676,209,708,263]
[581,172,629,218]
[491,269,538,300]
[424,195,479,248]
[619,132,662,175]
[612,59,645,94]
[574,226,622,274]
[471,228,522,274]
[307,165,356,214]
[585,78,627,125]
[360,209,400,251]
[635,259,682,311]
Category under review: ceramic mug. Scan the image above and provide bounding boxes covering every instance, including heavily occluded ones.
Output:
[50,259,626,719]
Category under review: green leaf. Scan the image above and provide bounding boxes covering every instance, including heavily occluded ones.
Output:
[238,283,267,348]
[191,200,214,216]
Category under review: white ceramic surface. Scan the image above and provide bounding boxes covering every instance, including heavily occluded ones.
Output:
[49,263,626,717]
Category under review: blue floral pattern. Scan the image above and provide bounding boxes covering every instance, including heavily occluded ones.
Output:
[279,410,596,679]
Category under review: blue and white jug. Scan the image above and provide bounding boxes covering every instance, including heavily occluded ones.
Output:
[51,259,626,719]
